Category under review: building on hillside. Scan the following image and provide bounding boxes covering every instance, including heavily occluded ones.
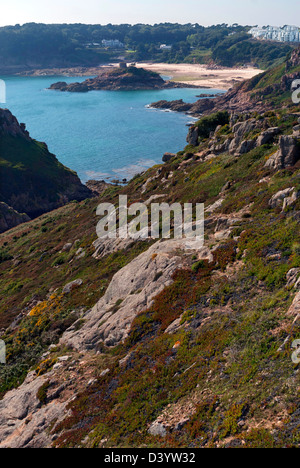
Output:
[160,44,172,50]
[85,42,100,47]
[102,39,125,49]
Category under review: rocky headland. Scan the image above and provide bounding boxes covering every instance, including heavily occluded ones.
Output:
[0,108,93,230]
[49,65,198,93]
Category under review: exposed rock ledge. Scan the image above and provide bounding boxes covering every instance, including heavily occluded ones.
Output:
[0,371,69,448]
[61,238,213,350]
[60,239,185,349]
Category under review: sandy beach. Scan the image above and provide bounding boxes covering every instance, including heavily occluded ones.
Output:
[135,62,263,90]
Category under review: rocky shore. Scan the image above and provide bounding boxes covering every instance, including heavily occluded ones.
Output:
[151,48,300,117]
[149,98,216,117]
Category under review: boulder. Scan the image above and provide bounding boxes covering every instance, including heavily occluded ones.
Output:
[48,81,68,91]
[85,180,111,195]
[205,198,225,213]
[209,137,232,155]
[287,291,300,317]
[62,279,83,294]
[286,268,300,288]
[228,119,259,155]
[236,139,256,155]
[293,125,300,138]
[148,422,167,437]
[232,119,257,140]
[162,153,176,163]
[150,99,192,112]
[61,242,73,252]
[186,126,199,146]
[149,97,215,116]
[229,138,239,154]
[265,135,300,170]
[256,127,280,147]
[282,190,300,210]
[268,187,299,210]
[93,237,135,260]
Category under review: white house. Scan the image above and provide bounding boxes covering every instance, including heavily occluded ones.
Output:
[102,39,125,49]
[160,44,172,50]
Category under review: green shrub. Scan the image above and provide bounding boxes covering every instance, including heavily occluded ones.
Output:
[191,260,205,273]
[196,111,230,139]
[37,381,50,405]
[0,248,13,263]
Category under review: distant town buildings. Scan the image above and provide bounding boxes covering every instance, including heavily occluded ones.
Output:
[85,42,100,47]
[101,39,125,49]
[249,25,300,43]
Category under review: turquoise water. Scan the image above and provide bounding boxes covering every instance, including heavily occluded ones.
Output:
[1,75,223,182]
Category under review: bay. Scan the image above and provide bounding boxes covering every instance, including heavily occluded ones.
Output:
[1,75,223,182]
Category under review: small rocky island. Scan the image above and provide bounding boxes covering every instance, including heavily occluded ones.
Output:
[149,98,216,117]
[49,63,197,92]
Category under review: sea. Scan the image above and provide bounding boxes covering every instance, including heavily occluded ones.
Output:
[1,75,224,183]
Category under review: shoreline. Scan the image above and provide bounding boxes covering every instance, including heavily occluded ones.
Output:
[10,62,264,91]
[136,62,263,90]
[14,66,106,77]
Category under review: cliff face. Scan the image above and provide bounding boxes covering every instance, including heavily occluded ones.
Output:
[0,109,92,222]
[0,202,30,234]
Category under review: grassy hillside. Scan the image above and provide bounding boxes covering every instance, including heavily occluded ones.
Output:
[0,93,299,446]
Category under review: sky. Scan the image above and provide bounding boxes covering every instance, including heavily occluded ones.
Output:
[0,0,299,27]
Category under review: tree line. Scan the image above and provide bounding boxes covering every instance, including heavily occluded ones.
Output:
[0,23,295,69]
